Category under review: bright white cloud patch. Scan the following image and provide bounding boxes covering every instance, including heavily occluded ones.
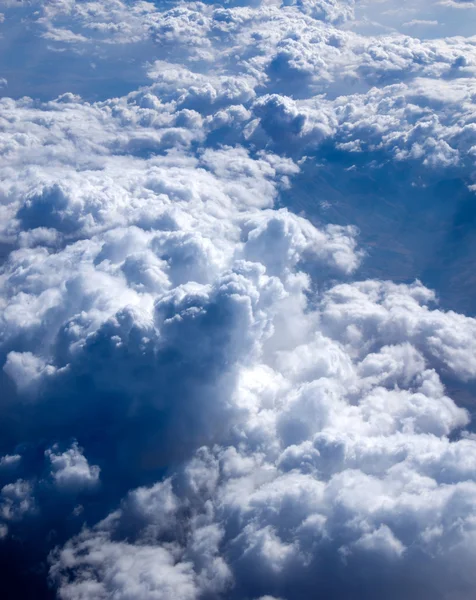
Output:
[46,443,100,491]
[1,0,476,598]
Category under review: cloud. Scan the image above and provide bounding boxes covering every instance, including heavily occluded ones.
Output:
[46,443,100,492]
[354,0,476,37]
[320,280,476,381]
[0,480,35,524]
[0,0,476,598]
[50,378,476,599]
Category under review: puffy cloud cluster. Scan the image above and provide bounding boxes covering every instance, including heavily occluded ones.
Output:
[47,275,476,599]
[0,441,99,547]
[1,0,476,598]
[46,443,100,491]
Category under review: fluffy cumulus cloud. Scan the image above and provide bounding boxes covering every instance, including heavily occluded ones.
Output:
[1,0,476,598]
[46,443,100,491]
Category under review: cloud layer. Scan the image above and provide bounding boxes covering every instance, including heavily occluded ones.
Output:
[1,0,476,598]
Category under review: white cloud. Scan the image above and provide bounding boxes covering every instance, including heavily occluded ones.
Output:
[0,0,476,598]
[0,480,35,522]
[52,536,199,600]
[0,455,21,469]
[46,443,100,491]
[320,280,476,380]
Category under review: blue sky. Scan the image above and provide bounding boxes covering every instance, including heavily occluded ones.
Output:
[1,1,476,598]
